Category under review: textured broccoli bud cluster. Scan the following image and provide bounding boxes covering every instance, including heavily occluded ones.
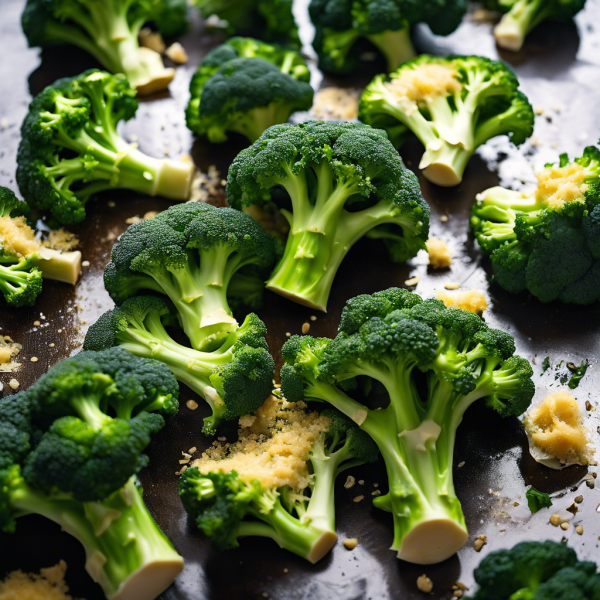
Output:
[22,0,189,94]
[471,144,600,304]
[0,348,183,600]
[280,288,534,564]
[308,0,467,75]
[17,70,195,226]
[359,55,534,186]
[227,120,430,311]
[186,37,313,144]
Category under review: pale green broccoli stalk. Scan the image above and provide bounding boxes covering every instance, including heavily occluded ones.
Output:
[186,37,313,144]
[484,0,587,52]
[470,144,600,304]
[21,0,190,94]
[227,121,429,312]
[0,348,183,600]
[309,0,466,74]
[0,186,81,307]
[281,288,534,564]
[17,70,195,226]
[83,296,276,435]
[358,55,534,187]
[178,405,378,562]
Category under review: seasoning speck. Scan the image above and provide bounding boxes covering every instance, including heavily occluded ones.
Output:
[33,321,41,326]
[30,357,38,362]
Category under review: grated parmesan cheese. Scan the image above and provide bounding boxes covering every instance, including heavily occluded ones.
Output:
[536,162,587,210]
[311,87,360,121]
[426,237,452,268]
[385,64,461,103]
[0,561,73,600]
[436,289,487,315]
[0,215,41,258]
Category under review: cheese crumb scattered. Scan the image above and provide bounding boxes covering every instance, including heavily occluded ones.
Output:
[302,322,310,334]
[353,495,364,503]
[310,315,317,321]
[0,561,73,599]
[139,27,165,53]
[416,574,433,593]
[239,414,257,428]
[186,400,199,410]
[405,276,420,286]
[189,165,223,203]
[43,228,79,252]
[0,215,41,258]
[444,282,460,290]
[576,525,584,535]
[436,289,487,315]
[165,42,188,64]
[0,336,22,371]
[550,514,561,527]
[343,538,358,550]
[30,357,38,362]
[312,87,360,121]
[560,522,569,531]
[426,237,452,268]
[536,162,587,210]
[524,391,592,466]
[386,64,461,104]
[474,534,487,552]
[344,476,356,489]
[9,379,19,390]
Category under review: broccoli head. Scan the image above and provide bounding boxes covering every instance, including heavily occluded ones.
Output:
[21,0,189,94]
[83,295,275,435]
[280,288,534,564]
[186,37,313,144]
[179,396,377,562]
[17,71,195,226]
[309,0,467,75]
[484,0,587,52]
[467,540,600,599]
[192,0,300,47]
[103,201,276,350]
[0,186,81,307]
[0,349,183,599]
[227,121,430,311]
[471,144,600,304]
[358,55,534,186]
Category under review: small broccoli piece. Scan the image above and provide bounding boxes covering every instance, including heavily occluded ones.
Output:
[83,296,275,435]
[227,121,429,311]
[186,37,313,143]
[467,540,600,600]
[21,0,189,94]
[191,0,300,47]
[0,349,183,600]
[178,397,377,562]
[484,0,587,52]
[471,144,600,304]
[102,201,276,350]
[309,0,467,75]
[358,55,534,187]
[0,186,82,307]
[17,71,194,226]
[281,288,534,565]
[525,485,552,513]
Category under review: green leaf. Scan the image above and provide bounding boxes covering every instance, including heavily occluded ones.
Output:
[526,486,552,513]
[567,361,588,389]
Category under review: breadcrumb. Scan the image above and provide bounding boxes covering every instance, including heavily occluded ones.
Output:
[188,165,223,203]
[426,237,452,268]
[0,561,74,600]
[436,289,487,315]
[312,87,360,121]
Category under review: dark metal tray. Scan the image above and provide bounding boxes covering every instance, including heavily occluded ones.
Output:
[1,1,600,598]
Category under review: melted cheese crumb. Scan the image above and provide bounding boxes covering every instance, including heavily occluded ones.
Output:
[0,336,22,372]
[312,87,360,121]
[426,237,452,268]
[0,561,73,600]
[43,228,79,252]
[436,289,487,315]
[536,162,588,210]
[0,215,40,258]
[524,391,592,465]
[192,396,331,492]
[385,64,461,103]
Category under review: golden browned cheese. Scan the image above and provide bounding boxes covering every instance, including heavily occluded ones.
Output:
[385,64,461,103]
[0,336,21,371]
[536,162,588,210]
[525,391,591,464]
[43,228,79,252]
[0,215,40,258]
[436,289,487,315]
[426,237,452,269]
[192,396,331,492]
[0,561,75,600]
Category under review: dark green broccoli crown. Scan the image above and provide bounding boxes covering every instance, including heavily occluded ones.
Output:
[234,312,269,350]
[150,0,190,38]
[179,467,256,550]
[471,540,581,600]
[534,562,600,600]
[105,202,276,304]
[0,258,44,308]
[321,408,379,463]
[0,186,29,219]
[0,393,33,469]
[0,464,24,534]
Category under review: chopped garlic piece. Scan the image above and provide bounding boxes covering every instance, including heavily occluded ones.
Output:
[426,237,452,268]
[343,538,358,550]
[536,162,587,210]
[436,289,487,314]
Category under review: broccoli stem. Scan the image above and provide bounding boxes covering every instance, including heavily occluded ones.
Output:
[322,28,361,71]
[0,262,34,296]
[9,476,183,599]
[33,248,82,286]
[367,26,416,72]
[224,103,299,143]
[493,0,549,51]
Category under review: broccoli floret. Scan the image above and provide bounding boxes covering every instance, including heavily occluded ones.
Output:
[17,71,195,226]
[0,349,183,599]
[471,144,600,304]
[102,201,276,351]
[186,37,313,143]
[21,0,189,94]
[191,0,300,47]
[358,55,534,187]
[83,296,275,435]
[467,540,600,599]
[484,0,587,52]
[178,401,377,562]
[227,121,430,311]
[280,288,534,565]
[309,0,467,75]
[0,186,82,307]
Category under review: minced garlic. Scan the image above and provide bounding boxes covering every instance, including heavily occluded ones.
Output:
[426,237,452,268]
[0,215,40,258]
[536,162,587,210]
[436,289,487,315]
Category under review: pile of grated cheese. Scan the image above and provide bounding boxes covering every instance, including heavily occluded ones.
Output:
[312,87,360,121]
[536,162,588,210]
[0,336,22,372]
[426,237,452,269]
[385,64,461,103]
[43,228,80,252]
[0,215,40,258]
[0,561,75,600]
[436,289,487,315]
[192,395,331,492]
